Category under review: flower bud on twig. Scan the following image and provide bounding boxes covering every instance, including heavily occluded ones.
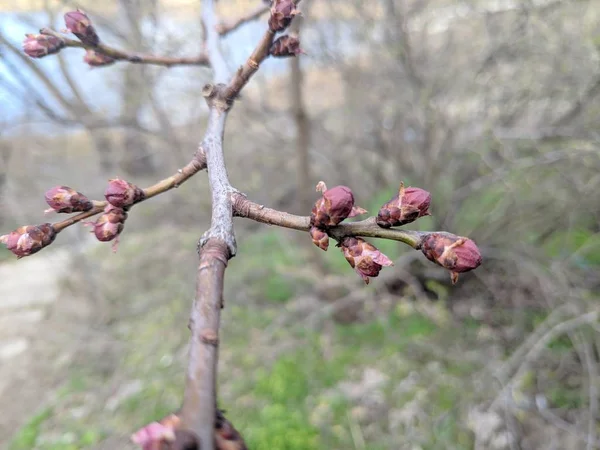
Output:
[268,0,300,32]
[1,223,56,258]
[104,178,145,208]
[131,421,176,450]
[216,409,246,450]
[421,232,482,284]
[309,226,329,251]
[310,182,367,229]
[340,237,393,284]
[22,34,65,58]
[44,185,93,214]
[64,9,99,46]
[89,204,127,251]
[376,182,431,228]
[270,35,305,58]
[84,49,115,67]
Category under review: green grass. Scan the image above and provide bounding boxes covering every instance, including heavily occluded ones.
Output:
[10,408,53,450]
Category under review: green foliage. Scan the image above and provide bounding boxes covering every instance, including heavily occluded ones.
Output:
[10,408,53,450]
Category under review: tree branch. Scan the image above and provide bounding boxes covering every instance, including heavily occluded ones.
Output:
[51,153,207,233]
[40,28,209,67]
[231,194,427,249]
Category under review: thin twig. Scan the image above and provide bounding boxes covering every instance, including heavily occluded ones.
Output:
[52,154,207,233]
[216,2,271,36]
[490,311,599,411]
[232,194,427,248]
[40,28,209,67]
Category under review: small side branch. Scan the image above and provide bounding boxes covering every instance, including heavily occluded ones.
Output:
[52,153,207,233]
[40,28,209,67]
[232,194,427,249]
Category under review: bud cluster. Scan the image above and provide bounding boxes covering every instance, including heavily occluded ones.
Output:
[309,182,366,251]
[0,223,56,258]
[104,178,145,208]
[84,50,115,67]
[131,410,244,450]
[269,0,301,32]
[340,237,394,285]
[270,35,305,58]
[421,233,482,284]
[89,204,128,250]
[44,186,93,214]
[376,182,431,228]
[64,10,99,46]
[22,34,65,58]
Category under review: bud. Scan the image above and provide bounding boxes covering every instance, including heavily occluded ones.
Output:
[0,223,56,258]
[216,409,246,449]
[421,233,482,284]
[340,237,393,284]
[84,50,115,67]
[270,35,305,58]
[90,204,127,250]
[269,0,300,32]
[22,34,65,58]
[376,182,431,228]
[44,185,93,214]
[131,422,176,450]
[309,226,329,251]
[64,10,99,46]
[310,183,367,229]
[104,178,145,208]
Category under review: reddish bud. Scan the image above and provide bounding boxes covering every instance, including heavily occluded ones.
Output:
[131,422,176,450]
[340,237,393,284]
[310,226,329,251]
[104,178,145,208]
[1,223,56,258]
[64,9,99,46]
[22,34,64,58]
[89,204,127,250]
[84,49,115,67]
[377,182,431,228]
[44,185,93,214]
[269,0,300,32]
[421,233,482,284]
[216,409,247,450]
[311,183,366,228]
[270,35,305,58]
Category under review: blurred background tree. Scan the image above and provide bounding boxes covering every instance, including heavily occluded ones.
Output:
[0,0,599,449]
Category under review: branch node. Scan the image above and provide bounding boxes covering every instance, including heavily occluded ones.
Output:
[200,329,219,346]
[202,83,217,98]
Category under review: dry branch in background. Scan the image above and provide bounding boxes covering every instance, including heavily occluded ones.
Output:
[1,1,483,449]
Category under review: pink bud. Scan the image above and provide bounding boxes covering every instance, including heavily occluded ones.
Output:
[309,226,329,251]
[1,223,56,258]
[89,204,127,250]
[270,35,305,58]
[421,233,482,284]
[377,182,431,228]
[104,178,145,208]
[269,0,301,32]
[131,414,199,450]
[22,34,65,58]
[84,50,115,67]
[44,185,92,213]
[311,184,366,228]
[131,422,175,450]
[340,237,393,284]
[64,10,99,46]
